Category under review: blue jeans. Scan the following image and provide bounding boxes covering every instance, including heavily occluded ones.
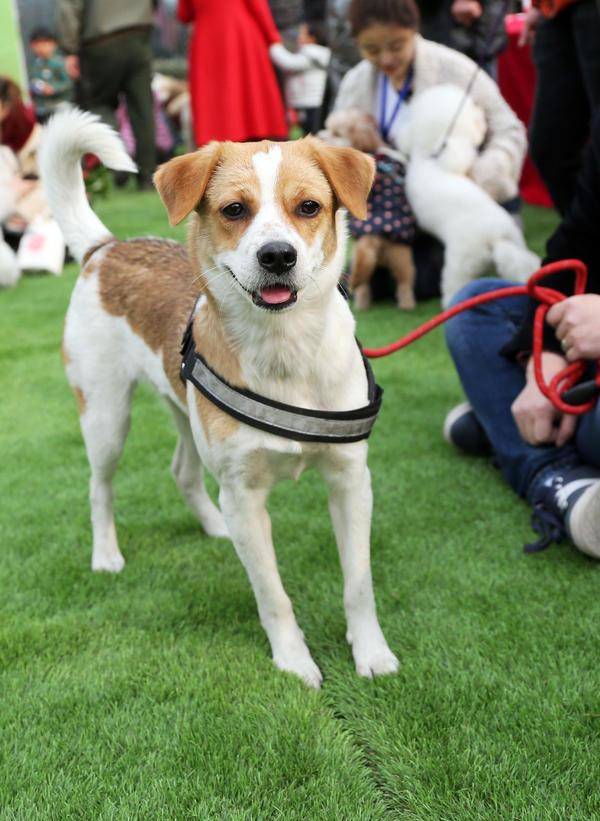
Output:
[444,279,600,498]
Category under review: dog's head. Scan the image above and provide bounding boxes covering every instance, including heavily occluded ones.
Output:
[154,138,374,313]
[401,84,487,174]
[320,109,383,154]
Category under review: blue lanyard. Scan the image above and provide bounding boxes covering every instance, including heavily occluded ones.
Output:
[379,66,414,143]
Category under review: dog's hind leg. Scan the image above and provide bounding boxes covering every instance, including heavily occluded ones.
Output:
[382,242,416,310]
[78,381,135,572]
[349,236,379,310]
[167,401,228,538]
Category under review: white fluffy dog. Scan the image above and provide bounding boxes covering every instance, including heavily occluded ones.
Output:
[402,84,540,306]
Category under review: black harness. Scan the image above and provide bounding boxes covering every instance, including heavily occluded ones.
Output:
[179,303,383,444]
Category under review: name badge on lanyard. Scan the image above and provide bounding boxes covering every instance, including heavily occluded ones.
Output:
[379,66,414,143]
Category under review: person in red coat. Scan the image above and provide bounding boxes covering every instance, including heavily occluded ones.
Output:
[177,0,289,144]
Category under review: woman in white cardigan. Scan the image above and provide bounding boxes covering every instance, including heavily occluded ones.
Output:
[336,0,526,203]
[334,0,527,299]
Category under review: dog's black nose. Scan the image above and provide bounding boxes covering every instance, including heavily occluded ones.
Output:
[257,242,297,276]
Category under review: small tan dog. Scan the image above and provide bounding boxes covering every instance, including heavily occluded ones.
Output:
[320,109,416,311]
[39,110,399,689]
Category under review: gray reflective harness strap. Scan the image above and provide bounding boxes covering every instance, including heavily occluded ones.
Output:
[179,308,383,444]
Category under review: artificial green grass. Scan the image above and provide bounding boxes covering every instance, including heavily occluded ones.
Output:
[4,192,600,819]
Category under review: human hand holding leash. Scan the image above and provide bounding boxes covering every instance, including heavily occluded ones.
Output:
[512,352,577,447]
[547,294,600,362]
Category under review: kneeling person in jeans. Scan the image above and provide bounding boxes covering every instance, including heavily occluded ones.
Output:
[443,112,600,556]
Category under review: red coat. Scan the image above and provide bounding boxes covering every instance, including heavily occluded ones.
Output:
[177,0,288,145]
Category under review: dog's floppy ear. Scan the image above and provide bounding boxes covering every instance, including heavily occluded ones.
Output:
[309,139,375,220]
[154,142,222,226]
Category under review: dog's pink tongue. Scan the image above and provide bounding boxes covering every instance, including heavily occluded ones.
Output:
[260,286,293,304]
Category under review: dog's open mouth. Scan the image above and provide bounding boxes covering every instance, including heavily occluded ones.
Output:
[253,285,298,311]
[224,266,298,311]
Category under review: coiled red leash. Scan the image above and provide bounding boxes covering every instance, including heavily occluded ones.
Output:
[362,259,600,416]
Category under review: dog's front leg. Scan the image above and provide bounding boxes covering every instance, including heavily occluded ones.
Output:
[219,483,323,689]
[323,456,399,679]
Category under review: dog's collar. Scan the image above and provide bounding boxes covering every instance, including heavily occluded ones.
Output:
[179,299,383,444]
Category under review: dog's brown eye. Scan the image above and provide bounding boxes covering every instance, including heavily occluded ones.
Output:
[222,202,246,220]
[297,200,321,217]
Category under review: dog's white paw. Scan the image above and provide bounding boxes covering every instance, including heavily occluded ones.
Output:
[273,647,323,689]
[351,635,399,679]
[91,550,126,573]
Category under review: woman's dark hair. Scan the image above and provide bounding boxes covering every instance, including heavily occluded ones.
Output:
[0,76,36,153]
[348,0,420,36]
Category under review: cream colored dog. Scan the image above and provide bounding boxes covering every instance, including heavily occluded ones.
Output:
[402,84,540,306]
[39,109,399,689]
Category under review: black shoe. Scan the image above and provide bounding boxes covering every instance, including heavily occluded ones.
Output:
[526,466,600,555]
[443,402,491,456]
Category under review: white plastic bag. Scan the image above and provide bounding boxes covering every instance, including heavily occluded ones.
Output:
[17,217,65,275]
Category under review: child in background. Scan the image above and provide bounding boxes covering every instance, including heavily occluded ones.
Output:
[291,22,331,134]
[29,28,72,123]
[270,23,331,135]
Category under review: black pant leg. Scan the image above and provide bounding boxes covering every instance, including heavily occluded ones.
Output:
[79,40,125,132]
[572,0,600,109]
[530,5,594,214]
[121,32,156,183]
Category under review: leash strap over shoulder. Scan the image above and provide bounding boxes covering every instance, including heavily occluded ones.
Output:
[180,312,383,444]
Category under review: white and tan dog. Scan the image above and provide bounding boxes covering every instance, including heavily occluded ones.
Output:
[39,109,399,688]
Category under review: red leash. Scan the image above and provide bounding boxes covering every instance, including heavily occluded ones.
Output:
[362,259,600,416]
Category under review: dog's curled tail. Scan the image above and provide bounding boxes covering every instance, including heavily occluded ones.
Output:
[493,239,541,285]
[39,107,137,263]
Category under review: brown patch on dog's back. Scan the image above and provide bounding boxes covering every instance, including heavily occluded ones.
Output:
[94,235,241,440]
[97,238,199,403]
